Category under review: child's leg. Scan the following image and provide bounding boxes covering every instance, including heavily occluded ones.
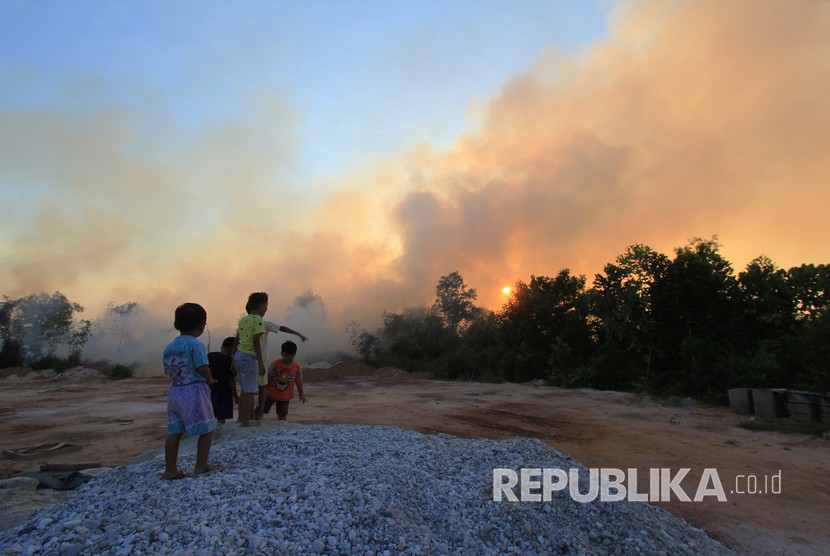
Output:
[239,392,254,426]
[276,401,289,421]
[163,433,184,478]
[193,431,215,475]
[256,386,266,421]
[215,393,232,425]
[236,354,257,426]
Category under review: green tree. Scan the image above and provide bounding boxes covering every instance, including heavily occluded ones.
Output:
[435,307,500,380]
[346,321,381,363]
[0,296,23,367]
[498,269,592,383]
[433,271,478,334]
[68,318,93,366]
[590,244,670,389]
[380,307,450,365]
[730,256,795,387]
[103,301,142,353]
[779,264,830,391]
[781,312,830,392]
[4,291,92,367]
[787,264,830,321]
[650,237,739,398]
[738,256,795,336]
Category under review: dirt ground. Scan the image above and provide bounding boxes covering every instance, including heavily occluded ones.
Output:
[1,367,828,556]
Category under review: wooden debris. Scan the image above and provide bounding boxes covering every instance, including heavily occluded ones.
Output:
[40,462,101,473]
[2,442,81,459]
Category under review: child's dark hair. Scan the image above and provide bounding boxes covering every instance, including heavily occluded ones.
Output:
[245,292,268,313]
[281,340,298,354]
[174,303,207,332]
[221,336,235,349]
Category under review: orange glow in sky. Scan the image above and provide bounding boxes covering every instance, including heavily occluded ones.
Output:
[1,0,828,360]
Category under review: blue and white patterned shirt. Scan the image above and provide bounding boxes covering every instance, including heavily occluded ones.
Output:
[163,335,209,386]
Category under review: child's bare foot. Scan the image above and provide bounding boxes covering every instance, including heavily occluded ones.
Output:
[161,469,190,481]
[193,463,225,476]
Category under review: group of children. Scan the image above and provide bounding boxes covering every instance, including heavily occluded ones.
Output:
[161,292,308,481]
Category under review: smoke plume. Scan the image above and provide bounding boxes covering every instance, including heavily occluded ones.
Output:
[1,0,828,363]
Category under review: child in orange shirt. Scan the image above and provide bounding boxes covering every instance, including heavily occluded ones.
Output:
[263,341,306,420]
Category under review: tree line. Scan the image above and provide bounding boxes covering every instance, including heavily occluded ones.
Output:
[350,238,829,402]
[3,237,827,401]
[0,295,140,370]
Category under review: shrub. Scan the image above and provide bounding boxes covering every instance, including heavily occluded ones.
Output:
[110,364,134,380]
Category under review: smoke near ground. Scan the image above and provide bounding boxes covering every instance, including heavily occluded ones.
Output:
[1,0,828,364]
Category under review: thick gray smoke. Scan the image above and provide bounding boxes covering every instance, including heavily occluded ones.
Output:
[2,1,828,366]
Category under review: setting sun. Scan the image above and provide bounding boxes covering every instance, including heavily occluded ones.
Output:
[502,286,512,295]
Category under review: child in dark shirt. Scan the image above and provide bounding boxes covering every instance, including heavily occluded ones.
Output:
[208,337,238,424]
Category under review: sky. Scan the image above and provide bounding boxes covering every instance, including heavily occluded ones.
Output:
[1,0,829,362]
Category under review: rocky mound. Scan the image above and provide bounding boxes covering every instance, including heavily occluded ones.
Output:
[0,424,733,555]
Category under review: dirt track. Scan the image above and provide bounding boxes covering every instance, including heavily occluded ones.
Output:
[1,371,828,555]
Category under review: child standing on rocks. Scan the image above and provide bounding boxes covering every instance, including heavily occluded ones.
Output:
[233,292,268,427]
[208,336,238,424]
[263,340,306,420]
[253,320,308,419]
[162,302,223,479]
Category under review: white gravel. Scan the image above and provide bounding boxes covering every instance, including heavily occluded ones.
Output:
[0,424,734,555]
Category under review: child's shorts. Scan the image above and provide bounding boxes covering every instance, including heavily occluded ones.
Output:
[234,352,259,394]
[167,382,216,436]
[210,391,234,421]
[263,397,290,418]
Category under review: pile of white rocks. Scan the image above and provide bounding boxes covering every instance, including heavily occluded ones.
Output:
[0,425,734,555]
